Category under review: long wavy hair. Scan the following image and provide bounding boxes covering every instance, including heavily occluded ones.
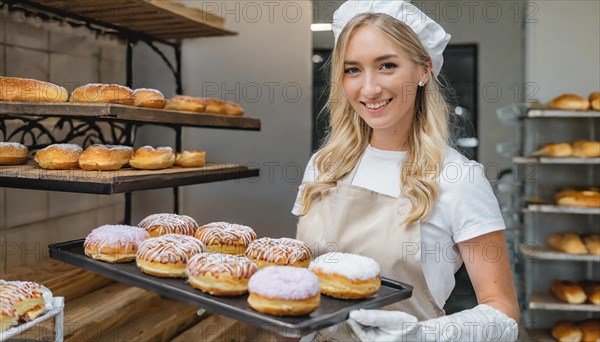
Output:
[300,13,451,224]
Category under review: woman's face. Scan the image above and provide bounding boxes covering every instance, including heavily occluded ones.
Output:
[342,25,427,138]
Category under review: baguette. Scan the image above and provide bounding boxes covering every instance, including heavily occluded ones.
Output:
[550,280,587,304]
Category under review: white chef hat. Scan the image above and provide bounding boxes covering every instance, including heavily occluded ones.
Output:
[332,0,451,78]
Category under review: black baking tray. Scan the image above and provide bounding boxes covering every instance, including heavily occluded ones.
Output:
[49,239,413,338]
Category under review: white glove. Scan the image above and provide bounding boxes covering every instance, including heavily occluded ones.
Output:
[347,304,518,342]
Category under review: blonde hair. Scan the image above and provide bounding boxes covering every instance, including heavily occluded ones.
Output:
[300,13,450,224]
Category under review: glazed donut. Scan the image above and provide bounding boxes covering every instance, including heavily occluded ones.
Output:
[0,142,28,165]
[186,253,258,296]
[136,234,206,278]
[84,224,150,263]
[556,189,600,208]
[34,144,83,170]
[70,83,134,105]
[133,88,166,109]
[194,222,257,255]
[175,150,206,168]
[0,76,68,102]
[547,94,590,110]
[78,144,133,171]
[247,266,320,316]
[138,213,199,237]
[309,252,381,299]
[129,146,175,170]
[589,92,600,111]
[245,237,312,269]
[164,95,207,113]
[571,140,600,158]
[0,297,18,332]
[0,280,52,321]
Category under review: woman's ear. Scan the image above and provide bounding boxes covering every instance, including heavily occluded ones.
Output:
[422,60,433,84]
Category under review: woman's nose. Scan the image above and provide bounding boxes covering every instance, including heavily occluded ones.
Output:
[361,73,382,98]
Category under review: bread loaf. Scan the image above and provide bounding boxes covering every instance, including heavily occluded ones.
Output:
[551,280,587,304]
[532,143,573,157]
[571,141,600,158]
[552,321,583,342]
[582,281,600,306]
[71,83,134,105]
[0,76,68,102]
[548,94,590,110]
[132,88,166,109]
[583,235,600,256]
[547,233,588,254]
[556,189,600,208]
[164,95,206,113]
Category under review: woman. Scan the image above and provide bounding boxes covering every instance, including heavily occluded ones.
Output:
[293,1,519,341]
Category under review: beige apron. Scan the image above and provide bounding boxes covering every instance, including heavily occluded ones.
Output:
[296,159,445,341]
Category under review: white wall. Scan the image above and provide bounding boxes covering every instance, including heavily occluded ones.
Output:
[526,0,600,102]
[133,1,313,238]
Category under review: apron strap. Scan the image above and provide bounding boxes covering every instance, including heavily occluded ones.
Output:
[341,149,366,184]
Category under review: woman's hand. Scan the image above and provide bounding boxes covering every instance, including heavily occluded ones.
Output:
[347,309,418,341]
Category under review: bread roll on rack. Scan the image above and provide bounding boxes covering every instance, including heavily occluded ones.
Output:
[547,94,590,110]
[552,321,583,342]
[71,83,134,105]
[547,233,588,254]
[551,280,587,304]
[133,88,166,109]
[164,95,206,113]
[590,92,600,111]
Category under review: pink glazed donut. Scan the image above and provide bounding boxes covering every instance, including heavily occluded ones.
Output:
[247,266,320,316]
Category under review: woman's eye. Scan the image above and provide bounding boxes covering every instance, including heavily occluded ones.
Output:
[344,67,359,74]
[381,62,397,70]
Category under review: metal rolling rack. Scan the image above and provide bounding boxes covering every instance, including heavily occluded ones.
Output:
[0,0,259,224]
[496,103,600,340]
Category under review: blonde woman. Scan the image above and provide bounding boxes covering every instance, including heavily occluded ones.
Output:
[293,1,519,341]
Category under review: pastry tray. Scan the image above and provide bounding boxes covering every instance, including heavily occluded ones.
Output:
[49,239,413,338]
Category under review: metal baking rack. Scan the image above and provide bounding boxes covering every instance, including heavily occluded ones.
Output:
[49,239,413,339]
[496,103,600,340]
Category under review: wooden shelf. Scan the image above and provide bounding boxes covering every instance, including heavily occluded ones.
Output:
[520,244,600,262]
[23,0,236,40]
[523,204,600,215]
[529,293,600,312]
[0,162,258,194]
[513,156,600,165]
[0,102,260,131]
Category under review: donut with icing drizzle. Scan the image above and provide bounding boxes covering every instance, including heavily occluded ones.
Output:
[245,237,312,269]
[136,234,206,278]
[138,213,199,237]
[194,222,257,255]
[186,253,258,296]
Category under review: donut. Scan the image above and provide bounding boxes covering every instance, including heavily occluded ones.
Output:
[0,76,68,102]
[133,88,166,109]
[129,146,175,170]
[70,83,134,105]
[84,224,150,263]
[309,252,381,299]
[194,222,257,255]
[78,144,133,171]
[0,142,28,165]
[247,266,320,316]
[136,234,206,278]
[175,150,206,168]
[34,144,83,170]
[0,280,52,321]
[186,253,258,296]
[164,95,207,113]
[138,213,199,237]
[0,297,18,332]
[245,237,312,269]
[556,189,600,208]
[547,94,590,110]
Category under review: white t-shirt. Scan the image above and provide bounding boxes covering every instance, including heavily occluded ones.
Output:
[292,145,506,308]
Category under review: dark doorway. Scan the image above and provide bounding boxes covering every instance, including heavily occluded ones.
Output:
[312,49,332,152]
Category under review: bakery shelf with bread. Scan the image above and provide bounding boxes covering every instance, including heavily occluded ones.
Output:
[529,292,600,312]
[513,156,600,165]
[520,244,600,262]
[523,204,600,215]
[0,101,260,131]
